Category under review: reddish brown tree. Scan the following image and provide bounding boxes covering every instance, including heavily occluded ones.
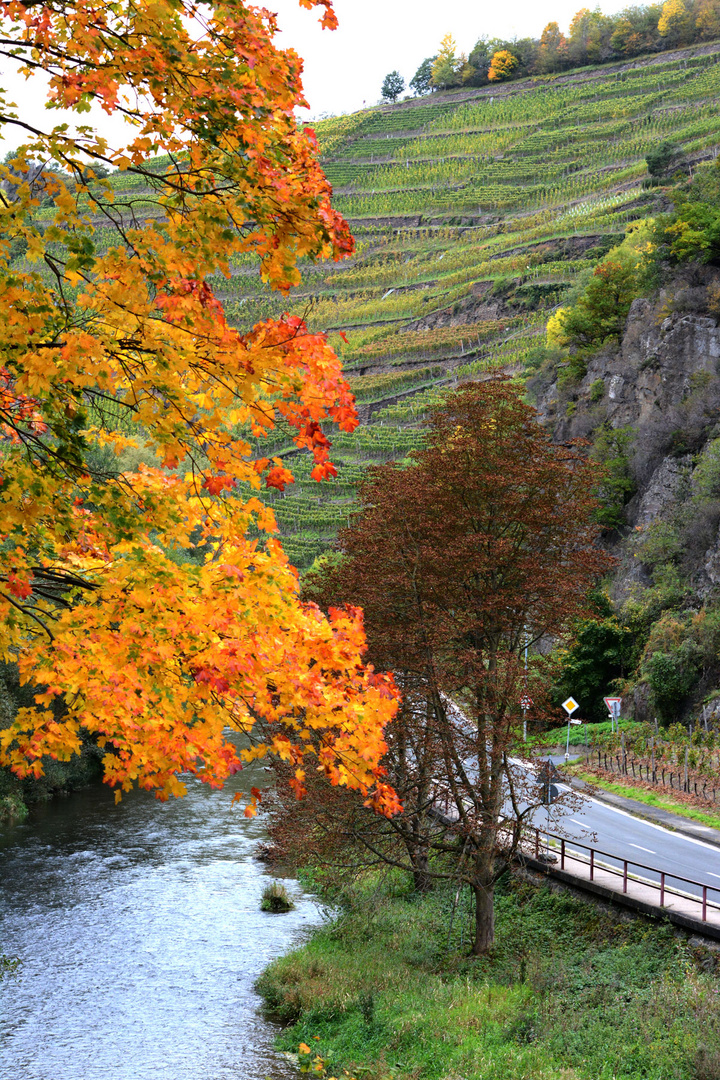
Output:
[316,381,613,953]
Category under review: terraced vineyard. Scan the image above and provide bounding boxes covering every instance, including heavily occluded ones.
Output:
[101,41,720,569]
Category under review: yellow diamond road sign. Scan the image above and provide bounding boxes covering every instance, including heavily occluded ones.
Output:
[562,697,580,716]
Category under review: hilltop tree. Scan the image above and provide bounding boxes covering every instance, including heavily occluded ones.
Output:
[431,34,462,89]
[488,49,519,81]
[464,38,492,84]
[538,22,568,71]
[381,71,405,102]
[313,382,612,952]
[696,0,720,38]
[659,0,692,41]
[410,57,436,95]
[567,7,609,63]
[0,0,401,814]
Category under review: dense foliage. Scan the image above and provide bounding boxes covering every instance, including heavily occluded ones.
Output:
[0,0,401,813]
[409,1,720,93]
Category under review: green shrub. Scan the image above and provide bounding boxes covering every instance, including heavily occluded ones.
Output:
[552,592,637,724]
[590,424,636,530]
[645,647,699,721]
[589,378,605,402]
[663,160,720,265]
[261,881,295,913]
[646,141,681,180]
[547,254,639,352]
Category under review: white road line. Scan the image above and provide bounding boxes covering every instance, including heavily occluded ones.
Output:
[708,873,720,879]
[569,793,720,854]
[511,756,720,855]
[569,819,587,826]
[629,843,656,854]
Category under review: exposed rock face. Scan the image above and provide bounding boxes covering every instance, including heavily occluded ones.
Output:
[701,528,720,593]
[635,454,692,527]
[535,299,720,444]
[529,274,720,721]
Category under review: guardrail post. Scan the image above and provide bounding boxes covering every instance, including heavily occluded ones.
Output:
[590,848,594,881]
[561,839,565,869]
[703,886,708,922]
[660,872,665,906]
[623,861,628,893]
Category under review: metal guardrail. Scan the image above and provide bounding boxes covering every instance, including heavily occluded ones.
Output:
[530,828,720,923]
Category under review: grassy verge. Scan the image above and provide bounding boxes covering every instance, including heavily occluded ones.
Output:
[568,766,720,832]
[257,871,720,1080]
[526,719,645,750]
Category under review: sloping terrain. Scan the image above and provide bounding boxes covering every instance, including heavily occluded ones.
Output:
[239,41,720,567]
[70,42,720,569]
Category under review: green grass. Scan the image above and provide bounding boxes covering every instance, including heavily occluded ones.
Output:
[528,719,645,748]
[569,767,720,831]
[257,871,720,1080]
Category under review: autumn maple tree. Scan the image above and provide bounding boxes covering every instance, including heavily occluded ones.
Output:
[0,0,400,813]
[303,383,612,952]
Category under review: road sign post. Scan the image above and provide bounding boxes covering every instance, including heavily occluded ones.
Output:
[604,696,622,733]
[562,697,581,762]
[565,717,582,760]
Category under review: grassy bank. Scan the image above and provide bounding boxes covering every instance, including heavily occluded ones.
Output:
[257,871,720,1080]
[527,719,645,750]
[568,767,720,832]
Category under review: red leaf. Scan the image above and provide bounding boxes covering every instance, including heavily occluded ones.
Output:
[311,461,337,482]
[7,572,32,600]
[266,465,295,491]
[202,474,236,496]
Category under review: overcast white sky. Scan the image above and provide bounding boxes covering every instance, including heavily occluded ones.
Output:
[0,0,632,150]
[273,0,633,117]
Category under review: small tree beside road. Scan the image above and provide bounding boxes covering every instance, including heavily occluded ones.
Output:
[306,381,613,953]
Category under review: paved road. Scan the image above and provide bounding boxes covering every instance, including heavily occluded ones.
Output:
[530,770,720,908]
[449,695,720,909]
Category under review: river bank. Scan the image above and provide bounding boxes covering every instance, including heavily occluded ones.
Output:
[0,764,323,1080]
[257,869,720,1080]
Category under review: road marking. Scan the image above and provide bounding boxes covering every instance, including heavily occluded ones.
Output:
[708,873,720,879]
[510,755,720,854]
[569,819,587,826]
[629,843,655,854]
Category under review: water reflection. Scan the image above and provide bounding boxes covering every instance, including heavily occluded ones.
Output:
[0,766,321,1080]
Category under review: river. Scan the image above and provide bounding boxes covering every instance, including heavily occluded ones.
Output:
[0,765,322,1080]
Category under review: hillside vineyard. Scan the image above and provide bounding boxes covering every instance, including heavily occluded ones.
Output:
[104,42,720,568]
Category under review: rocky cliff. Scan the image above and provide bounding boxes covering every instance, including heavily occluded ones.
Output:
[530,265,720,724]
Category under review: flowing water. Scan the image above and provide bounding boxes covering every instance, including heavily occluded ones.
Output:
[0,765,322,1080]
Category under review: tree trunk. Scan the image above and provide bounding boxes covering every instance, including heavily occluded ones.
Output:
[412,865,433,893]
[471,881,495,954]
[408,846,432,893]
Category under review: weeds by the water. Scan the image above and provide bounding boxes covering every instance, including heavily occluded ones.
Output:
[261,881,295,913]
[257,870,720,1080]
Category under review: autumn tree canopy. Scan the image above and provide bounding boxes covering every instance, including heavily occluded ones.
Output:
[0,0,400,814]
[304,382,613,951]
